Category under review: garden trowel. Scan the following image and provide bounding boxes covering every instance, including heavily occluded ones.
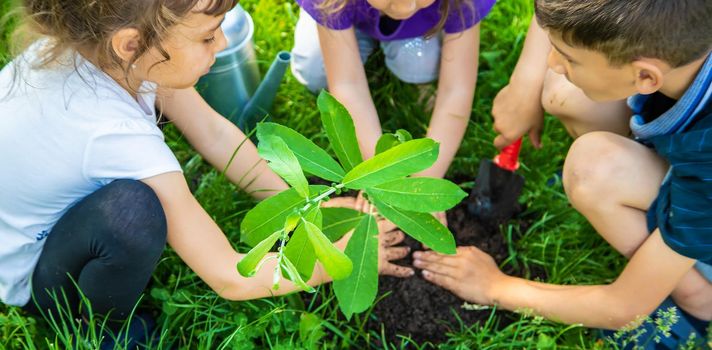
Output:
[467,138,524,223]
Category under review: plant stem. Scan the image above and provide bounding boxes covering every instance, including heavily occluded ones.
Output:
[300,186,338,212]
[273,229,290,289]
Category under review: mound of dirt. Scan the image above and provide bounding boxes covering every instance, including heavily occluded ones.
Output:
[367,199,542,344]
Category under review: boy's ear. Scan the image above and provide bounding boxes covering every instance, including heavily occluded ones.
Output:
[110,28,141,64]
[631,59,666,95]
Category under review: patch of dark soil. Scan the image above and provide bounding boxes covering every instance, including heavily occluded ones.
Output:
[366,198,545,345]
[305,176,546,345]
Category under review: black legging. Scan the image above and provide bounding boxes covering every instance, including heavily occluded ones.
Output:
[23,180,167,329]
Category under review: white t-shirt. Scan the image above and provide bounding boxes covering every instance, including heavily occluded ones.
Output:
[0,45,182,306]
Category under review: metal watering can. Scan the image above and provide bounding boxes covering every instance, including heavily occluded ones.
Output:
[197,4,291,131]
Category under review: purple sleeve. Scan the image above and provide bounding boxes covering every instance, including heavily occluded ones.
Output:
[444,0,497,34]
[296,0,356,30]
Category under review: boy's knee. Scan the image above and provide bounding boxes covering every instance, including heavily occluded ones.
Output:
[672,268,712,320]
[563,132,624,207]
[673,283,709,310]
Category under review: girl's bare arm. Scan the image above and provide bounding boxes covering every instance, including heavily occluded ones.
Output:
[140,172,331,300]
[141,171,413,299]
[157,87,288,199]
[318,25,382,159]
[416,24,480,178]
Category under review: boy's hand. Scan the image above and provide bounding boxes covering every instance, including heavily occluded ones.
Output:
[412,246,505,304]
[491,82,545,150]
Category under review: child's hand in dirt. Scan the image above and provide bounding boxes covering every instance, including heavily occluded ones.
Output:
[491,81,545,150]
[412,246,505,305]
[378,220,414,278]
[328,192,413,277]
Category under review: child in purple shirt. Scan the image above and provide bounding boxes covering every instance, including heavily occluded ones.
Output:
[291,0,496,181]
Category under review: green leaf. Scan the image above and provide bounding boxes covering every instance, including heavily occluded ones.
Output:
[162,302,177,316]
[237,230,281,277]
[368,178,467,212]
[395,129,413,142]
[284,223,316,280]
[257,135,309,198]
[342,139,439,190]
[375,130,413,155]
[305,205,323,228]
[299,313,325,344]
[150,288,170,301]
[257,123,345,182]
[321,207,363,241]
[317,91,363,171]
[241,185,327,247]
[304,220,353,280]
[333,214,378,319]
[281,256,315,293]
[536,334,556,350]
[370,196,456,254]
[284,207,321,280]
[283,212,301,233]
[374,134,399,155]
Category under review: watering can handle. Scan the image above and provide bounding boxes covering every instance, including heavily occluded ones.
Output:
[493,138,522,172]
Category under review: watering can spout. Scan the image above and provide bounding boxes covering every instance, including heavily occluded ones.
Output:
[238,51,292,131]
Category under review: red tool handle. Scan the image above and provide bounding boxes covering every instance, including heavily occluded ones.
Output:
[493,138,522,171]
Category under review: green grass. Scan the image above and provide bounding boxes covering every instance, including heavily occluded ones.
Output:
[0,0,628,348]
[0,0,18,64]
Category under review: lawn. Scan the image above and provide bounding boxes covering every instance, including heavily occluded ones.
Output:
[0,0,627,349]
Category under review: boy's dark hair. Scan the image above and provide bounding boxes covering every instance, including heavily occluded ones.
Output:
[534,0,712,67]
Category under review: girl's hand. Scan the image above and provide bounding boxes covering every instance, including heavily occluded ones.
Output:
[377,220,414,278]
[353,190,371,213]
[321,196,358,209]
[327,192,413,277]
[492,80,545,150]
[412,246,504,305]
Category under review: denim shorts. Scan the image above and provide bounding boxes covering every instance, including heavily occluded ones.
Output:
[290,9,442,93]
[646,179,712,283]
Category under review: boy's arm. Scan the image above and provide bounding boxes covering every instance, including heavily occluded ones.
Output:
[318,25,382,160]
[414,229,696,329]
[492,15,551,149]
[415,25,480,179]
[157,87,288,199]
